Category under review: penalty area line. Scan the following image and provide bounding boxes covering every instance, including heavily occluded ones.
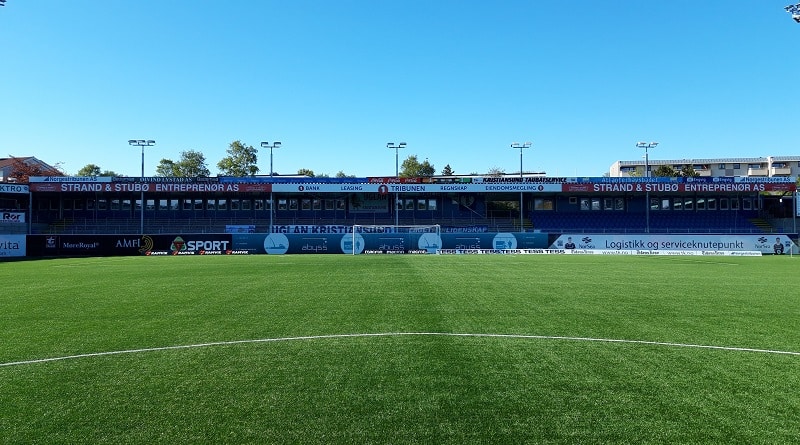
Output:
[1,332,799,368]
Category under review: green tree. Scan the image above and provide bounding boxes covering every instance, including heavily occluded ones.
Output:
[652,165,677,177]
[441,164,454,176]
[335,170,355,178]
[217,140,259,176]
[155,150,210,177]
[77,164,117,177]
[297,168,315,177]
[679,165,700,177]
[399,155,435,177]
[486,167,505,177]
[77,164,101,176]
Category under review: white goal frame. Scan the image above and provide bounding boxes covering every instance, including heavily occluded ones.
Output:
[351,224,441,255]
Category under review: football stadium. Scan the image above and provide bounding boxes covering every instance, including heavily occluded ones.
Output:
[2,162,800,443]
[1,166,798,258]
[3,2,800,443]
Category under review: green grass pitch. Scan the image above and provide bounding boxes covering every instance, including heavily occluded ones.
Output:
[1,255,799,444]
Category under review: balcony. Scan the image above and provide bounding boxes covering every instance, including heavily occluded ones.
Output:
[770,166,792,176]
[747,167,768,176]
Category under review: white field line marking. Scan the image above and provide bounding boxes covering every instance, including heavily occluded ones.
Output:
[1,332,799,368]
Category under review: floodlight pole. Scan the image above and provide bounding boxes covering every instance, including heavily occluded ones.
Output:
[128,139,155,235]
[387,142,406,226]
[636,141,658,233]
[261,141,282,233]
[786,3,800,22]
[511,142,532,231]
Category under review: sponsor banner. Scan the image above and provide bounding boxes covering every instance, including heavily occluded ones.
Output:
[29,176,112,183]
[437,249,762,256]
[472,177,575,184]
[231,231,547,255]
[226,225,256,233]
[442,225,489,233]
[114,176,219,184]
[220,176,369,184]
[0,184,29,194]
[143,234,233,254]
[1,212,25,223]
[26,234,234,257]
[272,183,564,193]
[564,182,796,193]
[0,235,26,257]
[27,234,148,257]
[550,234,798,255]
[30,182,245,193]
[367,177,430,184]
[349,193,390,213]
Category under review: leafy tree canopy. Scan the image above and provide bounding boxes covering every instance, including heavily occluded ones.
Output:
[441,164,454,176]
[297,168,315,177]
[486,167,505,177]
[6,156,63,183]
[155,150,210,177]
[399,155,435,177]
[217,140,259,176]
[77,164,118,177]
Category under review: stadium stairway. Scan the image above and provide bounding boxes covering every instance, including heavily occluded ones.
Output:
[749,218,775,233]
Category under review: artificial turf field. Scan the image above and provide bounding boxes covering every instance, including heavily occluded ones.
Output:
[1,254,799,444]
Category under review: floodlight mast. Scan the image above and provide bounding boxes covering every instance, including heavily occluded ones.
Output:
[387,142,406,226]
[511,142,532,231]
[260,141,282,233]
[128,139,156,235]
[636,141,659,233]
[786,3,800,22]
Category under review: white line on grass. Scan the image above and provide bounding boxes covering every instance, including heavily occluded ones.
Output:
[1,332,799,368]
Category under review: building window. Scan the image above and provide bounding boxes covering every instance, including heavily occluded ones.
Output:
[313,199,322,211]
[534,198,554,210]
[428,198,438,211]
[718,163,725,169]
[733,164,740,169]
[301,199,311,211]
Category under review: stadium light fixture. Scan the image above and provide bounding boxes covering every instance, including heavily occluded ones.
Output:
[511,142,532,231]
[260,141,282,233]
[387,142,407,226]
[260,141,282,177]
[636,141,658,233]
[128,139,156,235]
[786,3,800,22]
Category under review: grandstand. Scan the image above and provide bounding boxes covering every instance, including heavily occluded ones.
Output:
[1,174,798,256]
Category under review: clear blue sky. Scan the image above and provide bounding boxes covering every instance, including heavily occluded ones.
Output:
[1,1,798,178]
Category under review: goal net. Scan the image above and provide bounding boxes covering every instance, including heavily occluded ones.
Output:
[351,224,441,254]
